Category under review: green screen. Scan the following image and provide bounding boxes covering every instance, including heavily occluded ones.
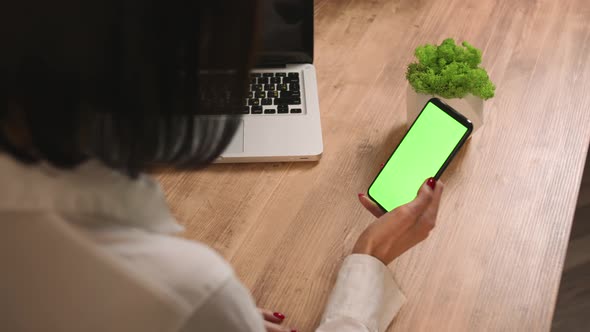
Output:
[368,101,468,211]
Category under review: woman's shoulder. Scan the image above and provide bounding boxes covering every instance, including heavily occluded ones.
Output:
[89,226,236,309]
[1,211,241,331]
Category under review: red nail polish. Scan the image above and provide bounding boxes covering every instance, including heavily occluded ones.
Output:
[379,163,384,168]
[358,193,364,198]
[427,177,436,190]
[273,312,285,320]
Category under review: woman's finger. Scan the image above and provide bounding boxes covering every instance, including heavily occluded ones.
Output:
[415,180,444,232]
[264,321,293,332]
[258,308,285,324]
[358,193,385,218]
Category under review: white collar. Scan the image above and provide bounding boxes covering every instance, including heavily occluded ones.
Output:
[0,154,183,234]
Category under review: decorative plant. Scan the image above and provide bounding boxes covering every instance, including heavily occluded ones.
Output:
[406,38,495,100]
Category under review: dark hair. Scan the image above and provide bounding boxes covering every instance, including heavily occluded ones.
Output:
[0,1,259,175]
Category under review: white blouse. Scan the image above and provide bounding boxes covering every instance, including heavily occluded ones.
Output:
[0,155,405,332]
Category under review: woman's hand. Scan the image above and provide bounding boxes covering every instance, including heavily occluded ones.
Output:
[258,308,296,332]
[353,178,444,265]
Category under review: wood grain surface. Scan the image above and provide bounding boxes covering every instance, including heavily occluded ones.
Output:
[155,0,590,331]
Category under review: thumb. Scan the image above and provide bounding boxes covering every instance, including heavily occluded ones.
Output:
[405,178,436,215]
[358,193,386,218]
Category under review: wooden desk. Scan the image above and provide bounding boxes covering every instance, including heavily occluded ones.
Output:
[155,0,590,330]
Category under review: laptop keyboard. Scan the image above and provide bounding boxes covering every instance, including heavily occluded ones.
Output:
[243,72,302,115]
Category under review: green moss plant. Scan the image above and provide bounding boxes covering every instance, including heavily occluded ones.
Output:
[406,38,495,100]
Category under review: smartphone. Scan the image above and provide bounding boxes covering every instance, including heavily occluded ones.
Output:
[368,98,473,212]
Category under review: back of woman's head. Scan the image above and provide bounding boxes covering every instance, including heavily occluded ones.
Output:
[0,0,259,175]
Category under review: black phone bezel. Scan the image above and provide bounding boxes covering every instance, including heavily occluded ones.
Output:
[367,97,473,212]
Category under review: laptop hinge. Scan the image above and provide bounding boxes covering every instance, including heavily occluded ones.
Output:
[253,64,288,69]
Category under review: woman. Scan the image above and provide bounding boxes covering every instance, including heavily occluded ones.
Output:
[0,1,443,331]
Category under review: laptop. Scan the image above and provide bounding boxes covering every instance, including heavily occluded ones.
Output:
[217,0,323,163]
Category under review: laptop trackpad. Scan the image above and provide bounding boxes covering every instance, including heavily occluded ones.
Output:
[224,120,245,154]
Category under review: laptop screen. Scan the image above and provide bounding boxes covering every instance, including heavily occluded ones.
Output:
[256,0,313,66]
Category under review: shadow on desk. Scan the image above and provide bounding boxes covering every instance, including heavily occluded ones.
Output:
[552,148,590,332]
